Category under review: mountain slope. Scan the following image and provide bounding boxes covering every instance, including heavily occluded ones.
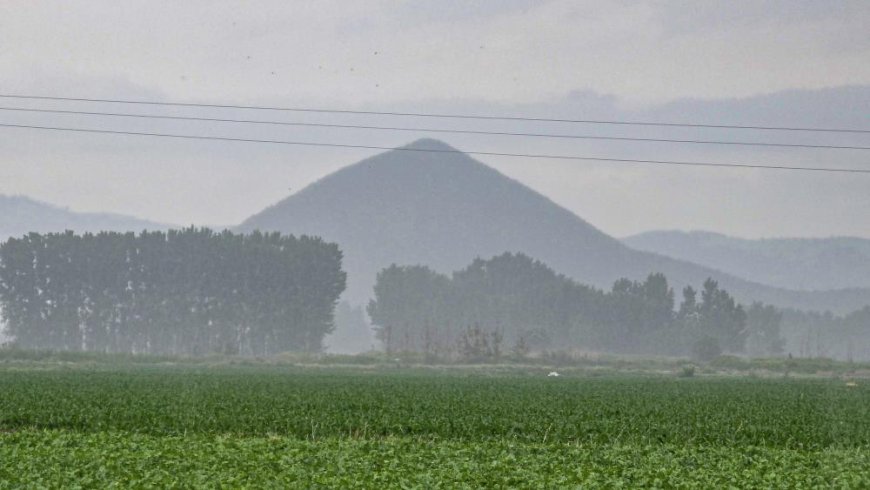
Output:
[0,195,170,242]
[624,231,870,291]
[238,139,870,313]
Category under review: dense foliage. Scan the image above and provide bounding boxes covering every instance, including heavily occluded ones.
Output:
[0,365,867,487]
[0,228,346,355]
[368,253,762,358]
[3,431,867,488]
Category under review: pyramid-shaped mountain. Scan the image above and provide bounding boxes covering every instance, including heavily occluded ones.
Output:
[238,139,870,313]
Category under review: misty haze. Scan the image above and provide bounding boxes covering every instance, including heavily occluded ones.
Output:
[1,1,868,487]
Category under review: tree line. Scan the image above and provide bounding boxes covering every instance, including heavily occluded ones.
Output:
[779,306,870,361]
[0,228,345,355]
[367,252,783,360]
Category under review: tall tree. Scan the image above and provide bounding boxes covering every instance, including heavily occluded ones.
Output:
[746,302,785,356]
[697,278,748,353]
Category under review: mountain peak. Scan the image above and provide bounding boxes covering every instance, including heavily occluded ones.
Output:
[400,138,458,152]
[237,142,870,313]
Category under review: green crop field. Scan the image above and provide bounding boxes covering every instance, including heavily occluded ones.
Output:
[1,363,868,488]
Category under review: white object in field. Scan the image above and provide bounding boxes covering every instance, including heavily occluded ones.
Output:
[547,371,560,377]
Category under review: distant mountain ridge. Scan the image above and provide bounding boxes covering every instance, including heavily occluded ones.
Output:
[624,230,870,291]
[0,195,170,242]
[238,139,870,314]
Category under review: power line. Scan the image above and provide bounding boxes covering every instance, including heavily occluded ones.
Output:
[1,106,867,151]
[1,122,868,174]
[1,93,868,134]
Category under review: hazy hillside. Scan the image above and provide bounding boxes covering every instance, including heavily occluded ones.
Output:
[238,139,870,314]
[624,231,870,291]
[0,195,170,242]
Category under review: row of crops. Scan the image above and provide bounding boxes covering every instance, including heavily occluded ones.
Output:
[1,365,868,486]
[2,431,867,488]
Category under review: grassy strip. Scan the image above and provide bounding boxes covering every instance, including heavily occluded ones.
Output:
[2,347,868,376]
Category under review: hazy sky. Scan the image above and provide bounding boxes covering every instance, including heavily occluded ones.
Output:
[1,0,868,238]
